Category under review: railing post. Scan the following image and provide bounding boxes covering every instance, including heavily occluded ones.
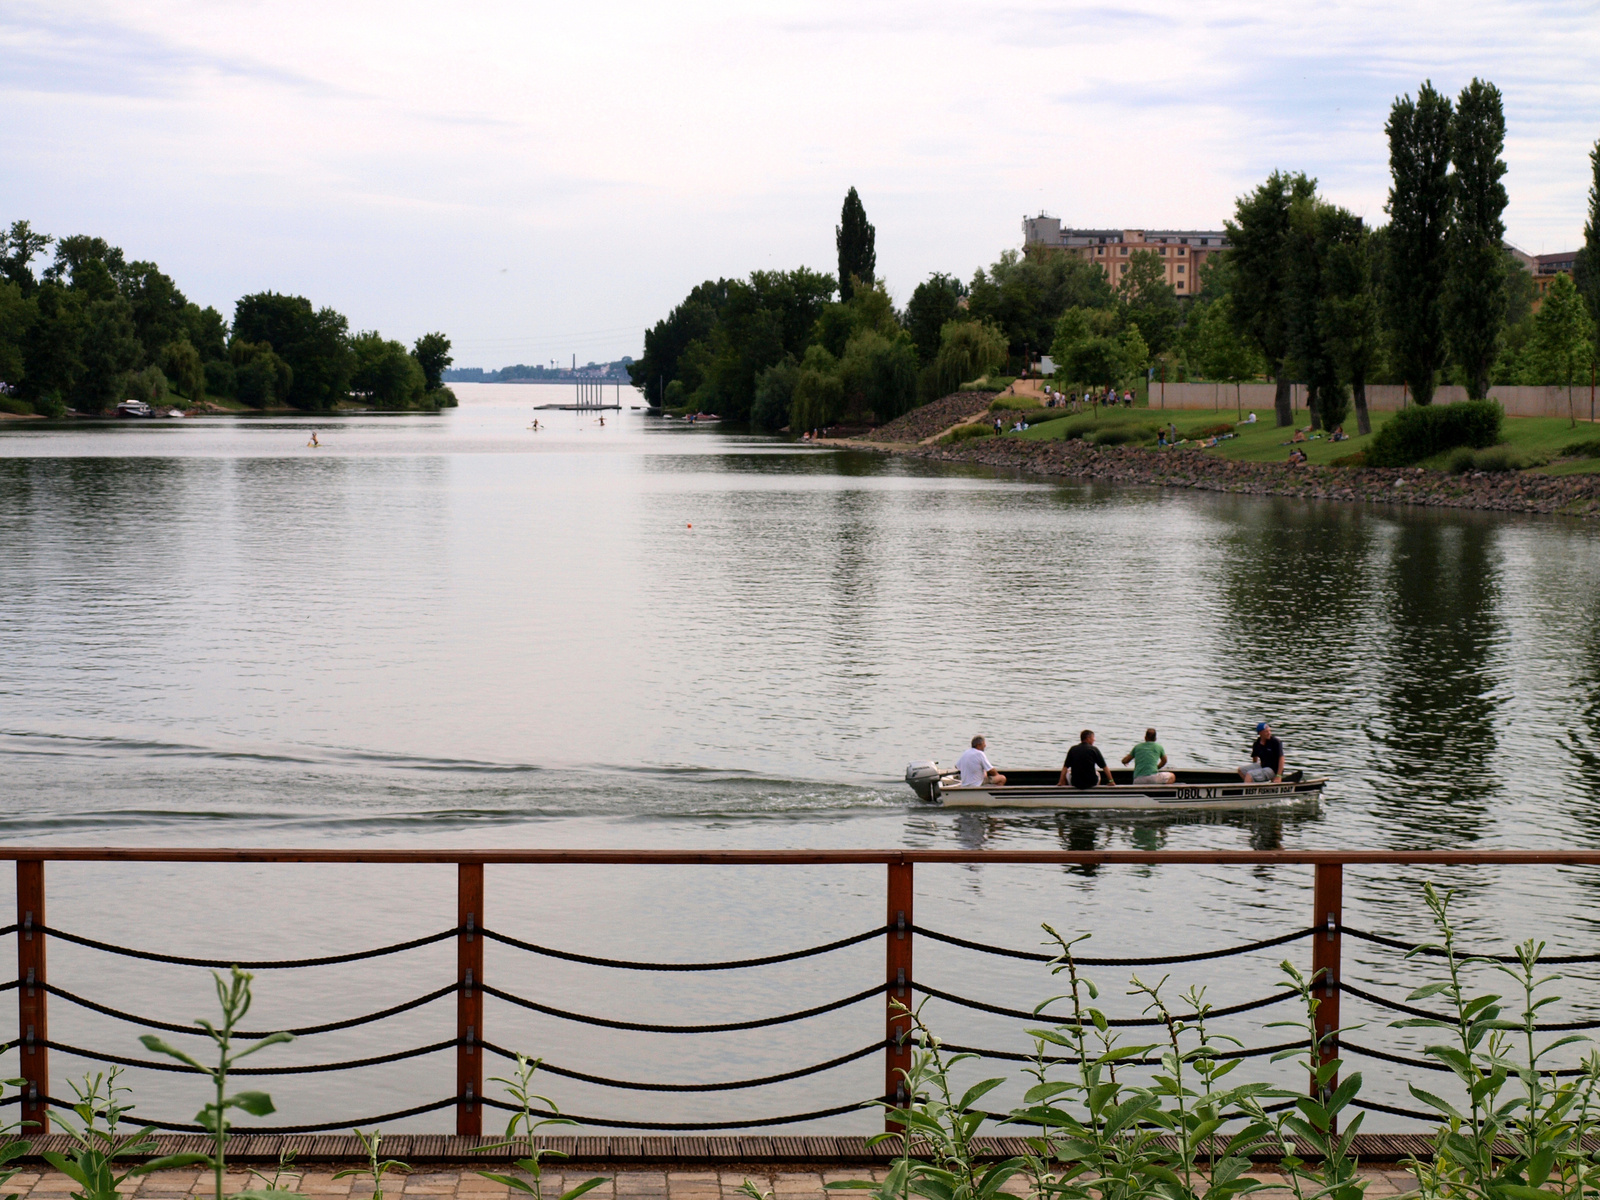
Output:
[457,862,484,1136]
[17,860,48,1134]
[885,859,913,1131]
[1311,862,1343,1113]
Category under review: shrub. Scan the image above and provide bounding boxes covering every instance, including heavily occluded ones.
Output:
[1330,451,1366,467]
[1473,446,1517,472]
[1090,425,1154,446]
[958,380,1005,393]
[1364,400,1502,467]
[989,395,1042,412]
[1182,422,1236,438]
[0,396,31,416]
[1560,438,1600,459]
[940,422,995,445]
[1448,447,1477,474]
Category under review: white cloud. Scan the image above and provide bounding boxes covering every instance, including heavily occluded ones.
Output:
[2,0,1597,367]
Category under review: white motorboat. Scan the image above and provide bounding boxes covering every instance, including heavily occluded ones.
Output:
[115,400,154,418]
[904,762,1324,810]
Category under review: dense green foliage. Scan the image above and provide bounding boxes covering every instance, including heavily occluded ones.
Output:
[1576,139,1600,355]
[1364,399,1503,466]
[836,187,876,302]
[1385,82,1455,405]
[0,218,454,414]
[1225,170,1317,425]
[1445,79,1510,400]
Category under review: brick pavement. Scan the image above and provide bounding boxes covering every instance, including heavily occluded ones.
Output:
[1,1164,1421,1200]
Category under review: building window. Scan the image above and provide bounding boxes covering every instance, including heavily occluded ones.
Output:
[1120,264,1128,273]
[1177,281,1186,289]
[1178,248,1186,256]
[1097,247,1104,255]
[1120,247,1129,255]
[1177,265,1185,273]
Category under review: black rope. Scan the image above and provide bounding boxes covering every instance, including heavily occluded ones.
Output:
[914,926,1317,966]
[40,1094,458,1134]
[480,980,882,1033]
[480,1038,881,1092]
[1340,926,1600,965]
[1339,1039,1595,1079]
[1340,981,1600,1031]
[942,1039,1310,1066]
[44,1037,456,1076]
[480,1095,875,1130]
[913,982,1297,1026]
[479,925,884,971]
[0,981,15,993]
[1348,1096,1440,1121]
[42,981,456,1039]
[36,923,457,969]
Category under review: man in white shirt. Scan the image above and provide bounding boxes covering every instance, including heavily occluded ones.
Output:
[955,736,1005,787]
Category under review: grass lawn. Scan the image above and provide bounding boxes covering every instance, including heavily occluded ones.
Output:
[1008,402,1600,474]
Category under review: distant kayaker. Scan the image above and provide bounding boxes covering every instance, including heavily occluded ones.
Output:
[955,736,1005,788]
[1239,722,1285,783]
[1122,729,1175,785]
[1059,730,1116,789]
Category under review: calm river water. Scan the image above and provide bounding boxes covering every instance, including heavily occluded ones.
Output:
[3,383,1600,1132]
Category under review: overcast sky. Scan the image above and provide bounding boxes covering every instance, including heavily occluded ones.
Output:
[5,1,1599,369]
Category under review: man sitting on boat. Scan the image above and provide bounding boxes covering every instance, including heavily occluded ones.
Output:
[955,736,1005,787]
[1059,730,1116,789]
[1122,729,1176,784]
[1238,722,1285,783]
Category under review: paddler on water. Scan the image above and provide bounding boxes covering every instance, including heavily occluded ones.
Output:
[1238,722,1285,783]
[1059,729,1116,789]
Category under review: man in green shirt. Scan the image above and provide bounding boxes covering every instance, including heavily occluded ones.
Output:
[1122,728,1175,784]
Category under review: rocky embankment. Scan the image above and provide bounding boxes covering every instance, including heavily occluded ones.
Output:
[855,434,1600,518]
[862,391,995,443]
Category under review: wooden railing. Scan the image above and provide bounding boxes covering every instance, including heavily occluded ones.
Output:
[7,847,1600,1136]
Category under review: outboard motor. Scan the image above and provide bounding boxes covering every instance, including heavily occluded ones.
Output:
[905,761,945,803]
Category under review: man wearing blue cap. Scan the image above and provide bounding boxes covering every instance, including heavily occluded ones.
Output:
[1239,722,1284,783]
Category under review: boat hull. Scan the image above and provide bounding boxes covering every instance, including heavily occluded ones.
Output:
[906,765,1324,811]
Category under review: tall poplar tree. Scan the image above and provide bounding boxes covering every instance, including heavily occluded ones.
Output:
[1224,170,1316,426]
[1574,139,1600,351]
[1385,81,1454,404]
[836,188,876,302]
[1445,79,1509,400]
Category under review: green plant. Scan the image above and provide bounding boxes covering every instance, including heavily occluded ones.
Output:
[989,395,1043,412]
[1330,451,1367,467]
[140,967,296,1200]
[1449,447,1478,473]
[333,1129,410,1200]
[0,397,31,416]
[828,997,1024,1200]
[1365,399,1502,466]
[1472,446,1517,472]
[1395,883,1600,1200]
[941,422,996,445]
[1090,425,1156,447]
[1000,927,1277,1200]
[40,1068,208,1200]
[1239,963,1368,1200]
[0,1078,34,1200]
[475,1053,605,1200]
[1560,438,1600,458]
[246,1146,300,1193]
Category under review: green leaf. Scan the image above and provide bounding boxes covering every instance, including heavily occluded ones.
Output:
[228,1091,277,1117]
[133,1155,210,1175]
[1406,983,1452,1000]
[476,1173,536,1192]
[235,1031,295,1060]
[1407,1084,1462,1120]
[957,1078,1007,1111]
[558,1178,607,1200]
[137,1036,207,1072]
[824,1183,879,1191]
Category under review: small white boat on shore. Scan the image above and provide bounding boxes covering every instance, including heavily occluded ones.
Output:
[904,762,1324,810]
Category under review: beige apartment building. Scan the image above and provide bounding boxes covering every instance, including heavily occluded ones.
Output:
[1022,214,1229,295]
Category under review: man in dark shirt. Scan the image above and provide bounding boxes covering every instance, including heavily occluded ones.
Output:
[1058,729,1117,789]
[1238,722,1285,783]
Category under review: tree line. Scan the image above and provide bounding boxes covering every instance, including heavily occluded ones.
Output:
[0,221,457,416]
[631,79,1600,433]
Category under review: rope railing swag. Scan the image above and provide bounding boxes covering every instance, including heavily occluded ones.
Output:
[942,1038,1312,1066]
[480,925,885,970]
[8,849,1600,1136]
[1339,980,1600,1031]
[912,982,1300,1025]
[913,925,1317,965]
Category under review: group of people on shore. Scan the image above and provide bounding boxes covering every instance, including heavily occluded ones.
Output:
[1041,387,1136,412]
[953,723,1287,789]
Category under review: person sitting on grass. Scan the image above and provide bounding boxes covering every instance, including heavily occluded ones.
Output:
[1331,425,1348,442]
[1288,447,1308,464]
[1290,428,1308,443]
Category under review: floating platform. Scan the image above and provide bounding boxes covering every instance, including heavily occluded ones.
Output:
[534,404,622,411]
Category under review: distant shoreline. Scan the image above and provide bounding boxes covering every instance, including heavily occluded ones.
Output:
[829,433,1600,519]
